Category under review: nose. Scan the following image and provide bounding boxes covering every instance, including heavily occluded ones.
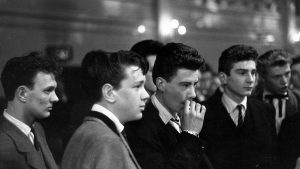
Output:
[51,92,59,103]
[188,85,197,99]
[247,73,255,83]
[141,86,150,102]
[281,76,289,86]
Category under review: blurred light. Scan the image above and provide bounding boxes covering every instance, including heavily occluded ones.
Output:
[170,19,179,29]
[291,31,300,42]
[137,25,146,34]
[178,25,187,35]
[265,34,275,43]
[160,17,173,37]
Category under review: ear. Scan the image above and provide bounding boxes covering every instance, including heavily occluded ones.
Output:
[218,72,228,85]
[156,77,167,92]
[16,86,28,103]
[102,83,115,103]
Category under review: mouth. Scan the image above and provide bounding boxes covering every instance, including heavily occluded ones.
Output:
[244,87,253,91]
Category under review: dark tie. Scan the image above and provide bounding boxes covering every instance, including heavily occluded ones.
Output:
[170,115,181,127]
[237,105,243,128]
[30,127,40,151]
[265,94,287,117]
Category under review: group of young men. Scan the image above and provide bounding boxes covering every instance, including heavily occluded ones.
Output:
[0,40,300,169]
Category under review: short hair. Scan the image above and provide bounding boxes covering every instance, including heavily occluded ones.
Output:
[257,49,292,76]
[152,43,205,83]
[292,55,300,66]
[1,51,62,101]
[81,50,148,102]
[130,39,164,58]
[218,44,258,75]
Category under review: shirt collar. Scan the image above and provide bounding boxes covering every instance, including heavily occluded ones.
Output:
[221,93,247,114]
[151,94,174,124]
[3,109,31,136]
[91,104,124,133]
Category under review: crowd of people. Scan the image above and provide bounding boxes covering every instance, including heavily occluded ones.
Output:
[1,40,300,169]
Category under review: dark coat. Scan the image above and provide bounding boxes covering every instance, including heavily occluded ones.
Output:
[125,101,213,169]
[200,93,279,169]
[278,113,300,169]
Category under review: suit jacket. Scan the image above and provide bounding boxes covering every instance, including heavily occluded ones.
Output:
[252,89,299,118]
[0,116,58,169]
[61,111,141,169]
[125,101,213,169]
[200,93,279,169]
[278,113,300,169]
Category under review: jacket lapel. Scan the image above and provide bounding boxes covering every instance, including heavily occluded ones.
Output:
[88,111,141,169]
[0,117,46,169]
[33,124,58,169]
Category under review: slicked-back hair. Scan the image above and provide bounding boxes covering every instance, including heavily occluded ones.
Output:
[257,49,292,77]
[218,44,258,75]
[130,39,164,58]
[81,50,148,102]
[152,42,205,83]
[1,51,62,101]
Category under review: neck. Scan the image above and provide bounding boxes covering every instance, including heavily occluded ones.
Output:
[155,92,176,117]
[6,101,34,126]
[223,88,246,104]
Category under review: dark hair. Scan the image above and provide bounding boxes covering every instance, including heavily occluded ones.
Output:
[1,51,62,101]
[81,50,148,102]
[152,43,205,83]
[218,44,258,75]
[130,39,164,58]
[292,55,300,66]
[257,49,291,76]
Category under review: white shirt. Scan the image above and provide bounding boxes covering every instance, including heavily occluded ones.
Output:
[91,104,124,133]
[221,93,247,126]
[3,110,34,144]
[152,94,181,133]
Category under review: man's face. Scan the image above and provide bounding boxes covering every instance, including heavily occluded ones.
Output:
[25,72,59,120]
[222,61,256,100]
[161,68,200,114]
[114,65,149,123]
[145,55,156,94]
[291,63,300,89]
[264,64,291,95]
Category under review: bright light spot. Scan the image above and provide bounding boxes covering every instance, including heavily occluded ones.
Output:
[137,25,146,34]
[178,25,186,35]
[265,34,275,42]
[291,31,300,42]
[160,17,173,37]
[171,19,179,29]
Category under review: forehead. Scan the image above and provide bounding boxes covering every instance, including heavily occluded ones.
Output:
[171,68,200,82]
[32,72,57,88]
[267,64,290,75]
[231,60,256,70]
[123,65,145,82]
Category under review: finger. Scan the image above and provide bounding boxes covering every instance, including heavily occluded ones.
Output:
[184,100,191,114]
[199,105,206,118]
[190,101,196,114]
[195,103,201,114]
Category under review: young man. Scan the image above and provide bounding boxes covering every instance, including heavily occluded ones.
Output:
[254,49,300,133]
[61,50,149,169]
[130,39,164,95]
[0,52,61,169]
[125,43,212,169]
[200,45,278,169]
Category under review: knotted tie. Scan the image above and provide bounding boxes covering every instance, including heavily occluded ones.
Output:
[265,94,288,117]
[170,115,181,133]
[236,104,243,128]
[30,127,40,150]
